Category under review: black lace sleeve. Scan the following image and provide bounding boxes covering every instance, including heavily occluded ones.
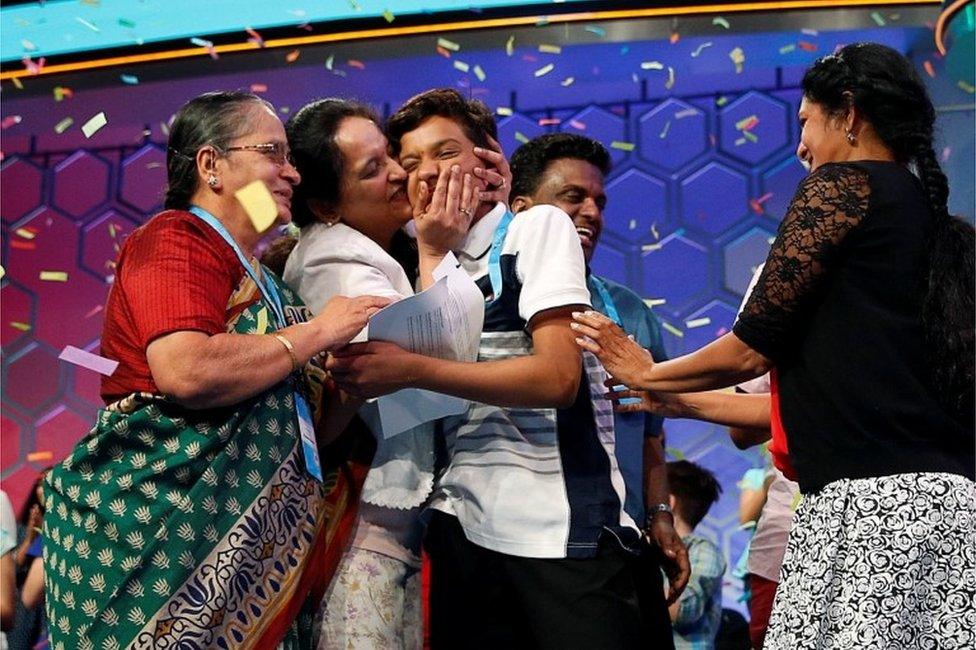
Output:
[733,163,870,362]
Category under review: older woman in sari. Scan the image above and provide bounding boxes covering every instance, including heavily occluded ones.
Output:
[42,91,388,650]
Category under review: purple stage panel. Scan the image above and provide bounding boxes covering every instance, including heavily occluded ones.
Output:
[679,161,750,237]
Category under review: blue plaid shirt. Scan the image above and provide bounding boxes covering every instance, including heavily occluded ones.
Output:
[672,534,726,650]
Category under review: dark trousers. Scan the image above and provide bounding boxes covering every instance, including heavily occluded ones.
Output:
[424,511,643,650]
[633,541,676,650]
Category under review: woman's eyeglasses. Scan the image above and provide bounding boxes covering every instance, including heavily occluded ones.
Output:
[220,142,296,167]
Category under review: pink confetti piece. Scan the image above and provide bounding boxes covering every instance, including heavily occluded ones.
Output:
[348,59,365,69]
[22,56,45,75]
[569,120,586,130]
[923,61,935,78]
[1,115,22,129]
[285,49,300,63]
[59,345,119,376]
[26,451,53,463]
[250,83,268,93]
[538,118,561,126]
[246,27,265,47]
[84,304,104,318]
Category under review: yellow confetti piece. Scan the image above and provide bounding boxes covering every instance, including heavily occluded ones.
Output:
[534,63,554,77]
[15,228,35,239]
[643,298,666,307]
[0,265,4,279]
[235,180,278,233]
[55,117,74,134]
[473,65,486,81]
[661,321,684,338]
[685,317,712,329]
[12,78,23,89]
[505,36,515,56]
[39,271,69,282]
[610,141,635,151]
[561,77,575,87]
[538,44,562,54]
[81,111,107,138]
[790,492,803,512]
[255,307,269,335]
[453,60,470,73]
[382,9,394,23]
[285,49,300,63]
[496,107,513,116]
[641,61,664,70]
[641,242,663,252]
[713,16,730,29]
[437,37,460,52]
[729,47,745,74]
[716,96,729,107]
[742,130,758,143]
[9,322,31,332]
[514,131,530,144]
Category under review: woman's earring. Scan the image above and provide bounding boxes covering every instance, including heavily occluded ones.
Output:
[845,130,856,145]
[207,174,219,188]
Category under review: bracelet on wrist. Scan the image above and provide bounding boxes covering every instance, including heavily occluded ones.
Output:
[273,333,301,373]
[644,502,674,530]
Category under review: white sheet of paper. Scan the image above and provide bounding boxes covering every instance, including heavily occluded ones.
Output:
[371,252,484,438]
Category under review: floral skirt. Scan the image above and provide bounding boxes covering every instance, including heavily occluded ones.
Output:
[315,548,422,650]
[765,472,975,650]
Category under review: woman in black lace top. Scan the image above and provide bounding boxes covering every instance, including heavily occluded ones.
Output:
[573,43,974,648]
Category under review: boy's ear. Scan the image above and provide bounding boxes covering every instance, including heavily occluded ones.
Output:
[511,195,532,213]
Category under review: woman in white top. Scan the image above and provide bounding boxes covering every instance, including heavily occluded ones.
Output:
[281,98,507,649]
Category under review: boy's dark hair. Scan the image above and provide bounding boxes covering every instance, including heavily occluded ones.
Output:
[385,88,497,157]
[666,460,722,528]
[510,133,612,199]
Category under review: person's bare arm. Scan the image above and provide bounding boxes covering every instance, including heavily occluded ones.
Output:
[575,313,772,392]
[328,306,584,408]
[610,388,771,429]
[146,295,388,409]
[729,425,772,450]
[643,435,690,604]
[20,557,44,610]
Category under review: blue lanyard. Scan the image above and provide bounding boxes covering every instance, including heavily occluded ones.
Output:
[588,275,621,326]
[486,210,515,303]
[188,205,287,329]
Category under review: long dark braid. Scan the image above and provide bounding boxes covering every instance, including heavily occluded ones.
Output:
[804,43,975,417]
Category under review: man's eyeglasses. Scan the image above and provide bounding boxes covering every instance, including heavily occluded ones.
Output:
[220,142,296,167]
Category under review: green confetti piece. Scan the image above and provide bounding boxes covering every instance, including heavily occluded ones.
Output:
[118,18,136,28]
[381,9,394,23]
[473,65,486,82]
[661,321,684,338]
[610,141,635,151]
[712,16,730,29]
[538,44,561,54]
[779,44,796,54]
[437,37,460,52]
[54,117,74,134]
[496,107,513,116]
[742,130,758,143]
[716,96,729,106]
[514,131,529,144]
[453,60,470,73]
[958,80,975,94]
[870,11,885,26]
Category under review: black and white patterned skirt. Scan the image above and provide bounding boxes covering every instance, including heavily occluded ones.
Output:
[765,472,975,649]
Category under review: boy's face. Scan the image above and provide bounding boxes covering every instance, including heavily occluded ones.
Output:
[396,115,488,211]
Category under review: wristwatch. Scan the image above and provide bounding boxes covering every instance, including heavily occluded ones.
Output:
[644,502,673,529]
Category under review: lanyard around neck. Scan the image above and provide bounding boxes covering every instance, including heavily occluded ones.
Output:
[588,275,621,326]
[486,210,515,304]
[188,205,287,329]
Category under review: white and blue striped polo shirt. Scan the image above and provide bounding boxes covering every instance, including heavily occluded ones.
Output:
[426,202,640,559]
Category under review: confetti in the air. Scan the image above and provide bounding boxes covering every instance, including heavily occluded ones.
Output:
[641,61,664,70]
[506,36,515,56]
[75,16,100,32]
[438,37,460,52]
[82,111,108,138]
[610,141,636,152]
[120,74,139,84]
[496,107,513,116]
[539,44,562,54]
[473,65,486,81]
[691,42,713,57]
[534,63,555,77]
[685,317,711,329]
[59,346,119,376]
[453,60,470,73]
[1,115,22,130]
[40,271,69,282]
[382,9,395,23]
[54,117,74,134]
[236,180,278,233]
[585,25,606,38]
[286,50,300,63]
[712,17,730,29]
[561,77,575,86]
[729,47,745,73]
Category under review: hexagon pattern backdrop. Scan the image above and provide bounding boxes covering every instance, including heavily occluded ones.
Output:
[2,19,972,611]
